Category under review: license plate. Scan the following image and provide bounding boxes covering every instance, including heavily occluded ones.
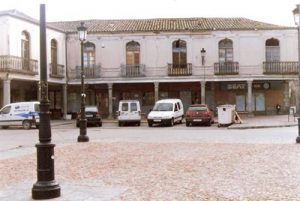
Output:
[193,119,202,122]
[154,119,161,122]
[86,114,93,117]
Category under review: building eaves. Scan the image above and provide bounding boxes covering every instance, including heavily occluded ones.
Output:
[48,17,295,34]
[0,9,39,24]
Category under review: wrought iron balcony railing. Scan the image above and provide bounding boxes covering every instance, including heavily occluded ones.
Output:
[263,61,298,74]
[68,65,101,79]
[49,63,65,78]
[121,64,146,77]
[214,62,239,75]
[0,55,38,75]
[168,63,192,76]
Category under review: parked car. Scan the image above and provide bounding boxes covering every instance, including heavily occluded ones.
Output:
[0,101,40,129]
[76,106,102,127]
[185,104,214,126]
[117,100,141,126]
[147,99,184,127]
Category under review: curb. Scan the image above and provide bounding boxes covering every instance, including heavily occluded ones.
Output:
[228,124,297,129]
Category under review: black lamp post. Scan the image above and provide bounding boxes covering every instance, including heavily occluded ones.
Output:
[77,22,89,142]
[32,4,61,199]
[293,4,300,143]
[201,48,206,66]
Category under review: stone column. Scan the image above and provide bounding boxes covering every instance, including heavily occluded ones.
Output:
[201,81,206,104]
[108,83,113,119]
[154,82,159,102]
[3,79,11,106]
[37,81,41,101]
[62,84,68,119]
[247,80,253,114]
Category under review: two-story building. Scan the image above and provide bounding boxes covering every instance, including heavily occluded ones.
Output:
[0,9,298,118]
[0,10,67,119]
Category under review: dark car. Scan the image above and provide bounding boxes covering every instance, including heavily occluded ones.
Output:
[185,104,214,126]
[76,106,102,127]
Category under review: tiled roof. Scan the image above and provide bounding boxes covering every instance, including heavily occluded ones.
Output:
[0,9,293,33]
[48,18,293,34]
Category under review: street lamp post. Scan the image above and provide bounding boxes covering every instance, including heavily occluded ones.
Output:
[77,22,89,142]
[201,48,206,66]
[200,48,206,104]
[32,4,61,199]
[293,4,300,143]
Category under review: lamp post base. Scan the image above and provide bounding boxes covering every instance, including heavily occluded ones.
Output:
[77,135,89,142]
[32,181,60,200]
[297,118,300,143]
[296,136,300,143]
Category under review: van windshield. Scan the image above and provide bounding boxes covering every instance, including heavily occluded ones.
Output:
[153,103,173,111]
[0,106,11,114]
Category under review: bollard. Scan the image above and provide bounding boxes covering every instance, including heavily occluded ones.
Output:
[296,117,300,143]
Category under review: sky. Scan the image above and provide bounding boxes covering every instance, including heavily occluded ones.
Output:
[0,0,299,26]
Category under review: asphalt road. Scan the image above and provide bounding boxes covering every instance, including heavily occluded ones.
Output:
[0,121,298,160]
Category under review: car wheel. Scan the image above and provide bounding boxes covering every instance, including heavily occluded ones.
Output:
[186,121,190,127]
[118,122,122,127]
[169,118,174,127]
[98,122,102,127]
[148,122,153,127]
[207,121,211,126]
[23,120,32,129]
[137,121,141,126]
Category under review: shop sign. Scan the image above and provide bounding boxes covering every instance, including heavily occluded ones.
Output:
[226,82,270,90]
[253,83,270,90]
[227,83,246,90]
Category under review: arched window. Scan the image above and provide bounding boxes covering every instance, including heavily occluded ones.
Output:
[265,38,280,62]
[126,41,140,65]
[83,42,96,67]
[51,39,58,74]
[218,38,233,63]
[21,31,30,70]
[172,39,187,68]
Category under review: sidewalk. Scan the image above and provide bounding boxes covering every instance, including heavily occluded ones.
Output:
[228,114,298,129]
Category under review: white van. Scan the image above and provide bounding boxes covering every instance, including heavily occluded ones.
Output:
[147,99,184,127]
[117,100,141,126]
[0,101,40,129]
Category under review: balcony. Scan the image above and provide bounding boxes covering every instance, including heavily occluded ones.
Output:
[168,63,192,76]
[0,55,38,75]
[68,65,101,79]
[49,63,65,78]
[121,64,146,77]
[214,62,239,75]
[263,61,298,74]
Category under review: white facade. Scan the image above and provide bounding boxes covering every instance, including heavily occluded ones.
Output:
[0,10,298,118]
[0,10,67,119]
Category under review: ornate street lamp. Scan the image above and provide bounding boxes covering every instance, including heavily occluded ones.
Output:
[293,4,300,143]
[32,4,61,199]
[200,48,207,104]
[201,48,206,66]
[77,22,89,142]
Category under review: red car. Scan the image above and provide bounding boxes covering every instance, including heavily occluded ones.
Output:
[185,104,214,126]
